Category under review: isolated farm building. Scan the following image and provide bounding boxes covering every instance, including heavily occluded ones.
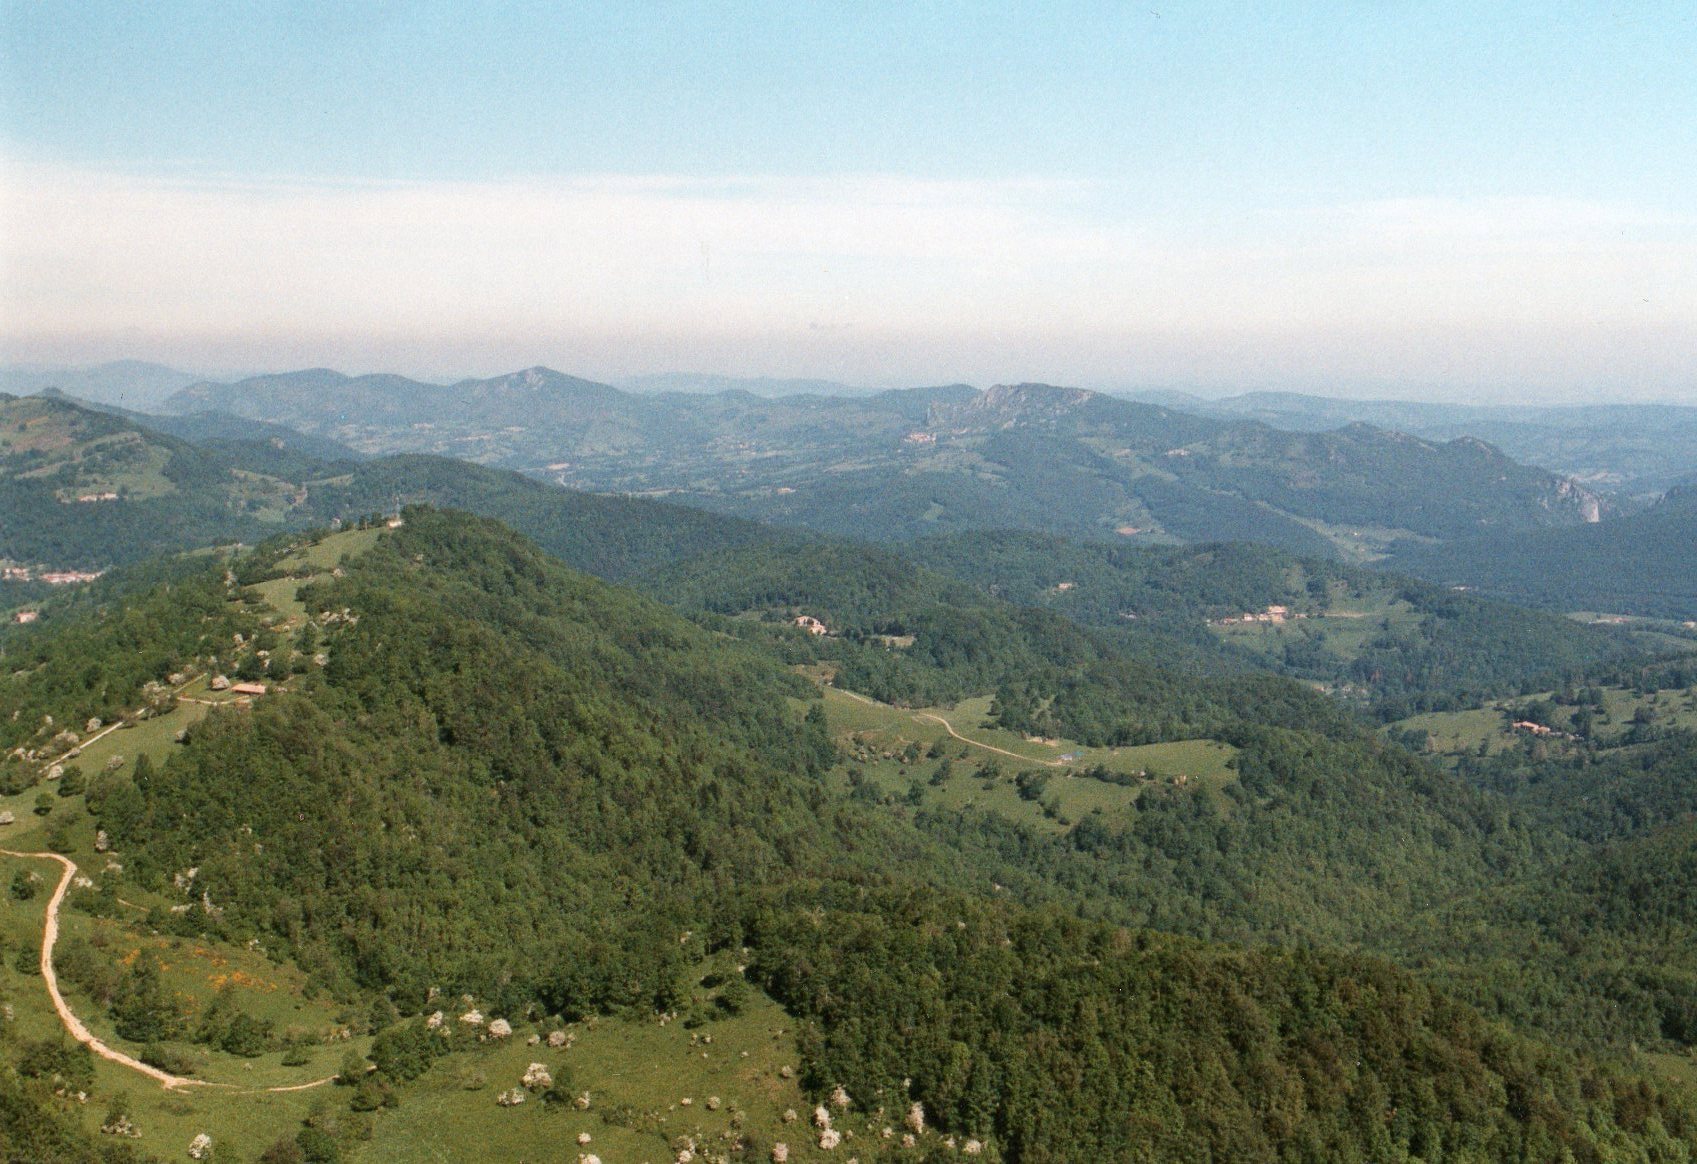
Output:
[229,682,268,696]
[794,615,829,636]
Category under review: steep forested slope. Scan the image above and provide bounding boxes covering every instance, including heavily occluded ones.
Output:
[1391,487,1697,618]
[304,454,788,581]
[752,884,1697,1163]
[101,511,843,1012]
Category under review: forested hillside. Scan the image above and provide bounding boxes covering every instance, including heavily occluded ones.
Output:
[4,509,1695,1159]
[0,394,291,569]
[1144,388,1697,495]
[0,395,789,582]
[642,530,1645,719]
[1391,487,1697,619]
[302,454,789,581]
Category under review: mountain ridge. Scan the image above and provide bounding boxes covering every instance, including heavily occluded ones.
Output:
[161,365,1609,557]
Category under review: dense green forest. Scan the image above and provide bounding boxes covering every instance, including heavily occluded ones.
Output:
[1391,488,1697,619]
[5,507,1697,1159]
[750,884,1697,1163]
[99,512,848,1012]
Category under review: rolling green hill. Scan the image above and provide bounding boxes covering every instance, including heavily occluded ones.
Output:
[642,529,1649,718]
[0,395,787,583]
[4,392,1661,726]
[5,510,1697,1158]
[0,393,299,570]
[1138,388,1697,495]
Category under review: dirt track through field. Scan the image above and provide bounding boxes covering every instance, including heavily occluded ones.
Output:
[910,712,1067,767]
[0,849,201,1089]
[2,847,341,1094]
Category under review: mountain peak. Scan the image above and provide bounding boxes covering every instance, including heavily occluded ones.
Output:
[451,366,622,398]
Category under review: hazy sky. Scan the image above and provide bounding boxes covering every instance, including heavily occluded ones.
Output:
[2,3,1694,400]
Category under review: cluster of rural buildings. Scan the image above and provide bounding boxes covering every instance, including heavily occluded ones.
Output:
[2,564,105,585]
[1213,604,1303,626]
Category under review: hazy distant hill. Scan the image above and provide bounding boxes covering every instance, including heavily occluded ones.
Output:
[166,367,1607,557]
[1126,389,1697,494]
[0,393,295,567]
[0,392,786,578]
[43,388,368,467]
[618,371,878,396]
[0,359,200,410]
[1390,486,1697,619]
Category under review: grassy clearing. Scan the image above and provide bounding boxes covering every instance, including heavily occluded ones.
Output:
[256,524,387,619]
[278,526,384,574]
[1643,1051,1697,1091]
[1214,588,1422,665]
[0,846,356,1159]
[357,989,836,1163]
[0,529,408,1157]
[820,686,1236,832]
[1387,681,1697,760]
[251,574,309,620]
[1387,707,1517,758]
[1285,515,1436,563]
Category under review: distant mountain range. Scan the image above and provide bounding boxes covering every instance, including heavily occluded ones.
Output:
[1125,389,1697,495]
[160,366,1608,559]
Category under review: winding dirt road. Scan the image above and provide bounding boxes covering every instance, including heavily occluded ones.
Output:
[2,848,344,1094]
[0,848,200,1089]
[911,712,1068,767]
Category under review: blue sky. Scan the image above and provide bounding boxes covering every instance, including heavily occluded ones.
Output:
[2,3,1694,399]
